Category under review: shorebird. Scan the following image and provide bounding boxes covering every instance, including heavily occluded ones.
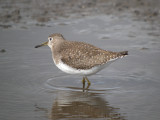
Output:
[35,33,128,88]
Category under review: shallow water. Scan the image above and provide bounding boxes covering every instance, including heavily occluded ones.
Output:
[0,15,160,120]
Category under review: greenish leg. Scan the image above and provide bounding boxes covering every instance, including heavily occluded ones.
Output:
[82,77,91,90]
[85,77,91,86]
[82,77,86,85]
[82,77,86,92]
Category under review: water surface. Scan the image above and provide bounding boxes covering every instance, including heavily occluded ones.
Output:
[0,15,160,120]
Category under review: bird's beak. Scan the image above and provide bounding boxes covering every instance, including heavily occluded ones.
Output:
[35,41,48,48]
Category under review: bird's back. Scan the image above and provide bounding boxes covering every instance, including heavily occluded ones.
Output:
[54,40,128,70]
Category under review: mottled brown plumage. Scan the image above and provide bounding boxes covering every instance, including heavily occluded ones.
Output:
[49,34,128,70]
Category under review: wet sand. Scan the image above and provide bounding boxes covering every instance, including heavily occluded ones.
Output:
[0,0,160,120]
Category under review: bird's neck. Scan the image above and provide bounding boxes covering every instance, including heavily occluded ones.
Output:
[51,40,65,64]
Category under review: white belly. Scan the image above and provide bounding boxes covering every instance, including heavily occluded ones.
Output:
[54,60,116,76]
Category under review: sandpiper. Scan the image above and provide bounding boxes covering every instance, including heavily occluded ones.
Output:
[35,33,128,87]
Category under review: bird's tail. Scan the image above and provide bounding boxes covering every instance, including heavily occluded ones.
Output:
[118,51,128,56]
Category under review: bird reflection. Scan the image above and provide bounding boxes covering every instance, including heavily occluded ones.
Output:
[49,90,126,120]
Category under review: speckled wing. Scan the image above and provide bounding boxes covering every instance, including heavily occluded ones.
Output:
[60,41,127,70]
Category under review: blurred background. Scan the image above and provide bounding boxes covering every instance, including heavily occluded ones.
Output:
[0,0,159,28]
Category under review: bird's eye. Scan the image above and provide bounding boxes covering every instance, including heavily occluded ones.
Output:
[48,37,53,41]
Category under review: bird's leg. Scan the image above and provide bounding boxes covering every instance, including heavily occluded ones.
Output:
[82,83,85,92]
[85,77,91,88]
[82,77,86,92]
[82,77,86,85]
[82,77,91,90]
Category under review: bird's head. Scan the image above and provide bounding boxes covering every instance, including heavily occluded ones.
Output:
[35,33,64,49]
